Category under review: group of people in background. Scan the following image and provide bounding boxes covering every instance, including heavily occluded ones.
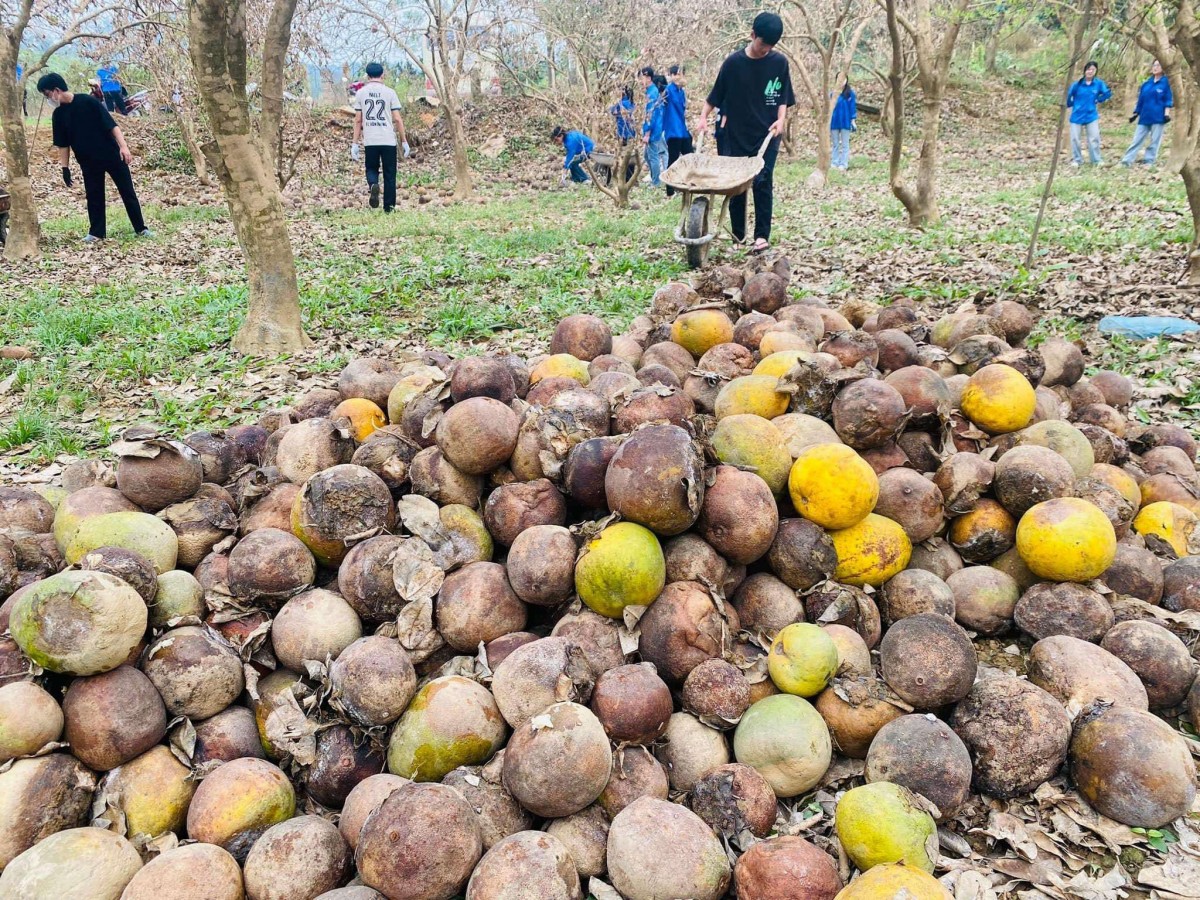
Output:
[552,12,795,253]
[1067,59,1173,167]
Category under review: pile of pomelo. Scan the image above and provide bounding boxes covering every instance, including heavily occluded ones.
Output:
[0,256,1197,900]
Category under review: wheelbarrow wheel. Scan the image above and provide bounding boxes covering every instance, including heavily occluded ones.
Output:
[685,196,710,269]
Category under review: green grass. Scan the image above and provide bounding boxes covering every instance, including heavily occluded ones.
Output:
[2,106,1196,464]
[0,189,684,462]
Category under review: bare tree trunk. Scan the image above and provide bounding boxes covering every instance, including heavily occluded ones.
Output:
[189,0,311,355]
[174,100,211,184]
[260,0,300,184]
[910,91,943,224]
[984,11,1005,73]
[1182,155,1200,281]
[0,40,40,259]
[442,93,473,199]
[1166,70,1197,173]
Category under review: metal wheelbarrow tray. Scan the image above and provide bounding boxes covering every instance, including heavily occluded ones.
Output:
[662,134,770,268]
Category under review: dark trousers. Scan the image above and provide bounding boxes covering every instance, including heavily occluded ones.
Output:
[80,158,146,239]
[103,91,127,115]
[725,137,779,243]
[364,145,397,211]
[665,136,694,196]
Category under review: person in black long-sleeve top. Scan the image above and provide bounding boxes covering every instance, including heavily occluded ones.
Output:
[37,72,151,243]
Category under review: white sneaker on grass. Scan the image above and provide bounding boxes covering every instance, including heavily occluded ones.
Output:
[83,234,102,243]
[136,228,155,238]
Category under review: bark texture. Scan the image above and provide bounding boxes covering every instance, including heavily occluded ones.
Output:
[188,0,311,354]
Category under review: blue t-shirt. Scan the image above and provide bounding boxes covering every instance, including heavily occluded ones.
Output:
[663,83,690,140]
[830,90,857,130]
[562,130,594,168]
[643,84,664,140]
[1134,76,1173,125]
[611,97,635,141]
[97,66,121,92]
[1067,78,1112,125]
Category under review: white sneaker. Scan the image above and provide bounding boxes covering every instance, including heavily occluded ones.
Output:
[1070,161,1081,168]
[83,234,102,243]
[136,228,155,238]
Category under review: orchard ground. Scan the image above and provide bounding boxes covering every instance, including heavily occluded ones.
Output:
[1,82,1198,473]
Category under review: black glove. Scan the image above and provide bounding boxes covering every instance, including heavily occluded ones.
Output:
[1129,113,1138,123]
[1164,114,1171,123]
[61,167,72,187]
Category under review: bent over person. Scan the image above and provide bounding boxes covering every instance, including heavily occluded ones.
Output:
[699,12,794,253]
[352,62,410,212]
[38,72,150,243]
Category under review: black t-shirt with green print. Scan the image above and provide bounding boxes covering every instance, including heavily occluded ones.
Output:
[707,48,796,157]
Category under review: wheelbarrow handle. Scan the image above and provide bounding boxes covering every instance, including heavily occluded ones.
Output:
[757,132,775,159]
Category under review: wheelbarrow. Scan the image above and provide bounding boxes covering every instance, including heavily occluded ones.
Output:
[662,134,772,269]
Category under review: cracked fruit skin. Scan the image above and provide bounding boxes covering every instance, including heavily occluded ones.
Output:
[1133,501,1197,558]
[768,623,839,697]
[1016,497,1117,582]
[831,514,912,587]
[789,444,879,530]
[835,863,951,900]
[574,522,666,618]
[835,782,938,874]
[331,397,386,441]
[960,364,1036,434]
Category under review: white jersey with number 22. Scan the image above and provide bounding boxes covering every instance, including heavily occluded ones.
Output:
[354,82,401,147]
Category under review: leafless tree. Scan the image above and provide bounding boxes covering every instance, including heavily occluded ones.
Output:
[0,0,136,258]
[188,0,311,353]
[882,0,970,226]
[779,0,877,188]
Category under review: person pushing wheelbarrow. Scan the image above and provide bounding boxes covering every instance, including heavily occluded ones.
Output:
[697,11,794,254]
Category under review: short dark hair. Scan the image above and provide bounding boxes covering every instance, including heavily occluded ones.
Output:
[668,65,681,76]
[638,66,655,78]
[551,125,566,140]
[365,62,384,78]
[752,12,784,45]
[37,72,68,94]
[1084,60,1099,71]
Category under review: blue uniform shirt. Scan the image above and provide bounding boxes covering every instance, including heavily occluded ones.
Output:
[97,66,121,92]
[611,97,635,141]
[1133,75,1173,125]
[663,83,690,140]
[562,130,594,168]
[1067,78,1112,125]
[643,84,664,140]
[830,90,856,130]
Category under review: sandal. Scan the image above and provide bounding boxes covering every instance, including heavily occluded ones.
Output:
[749,239,770,254]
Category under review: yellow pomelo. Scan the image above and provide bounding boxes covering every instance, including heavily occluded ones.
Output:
[835,863,951,899]
[710,414,792,495]
[714,375,790,420]
[670,310,734,357]
[831,514,912,587]
[768,623,839,697]
[1016,497,1117,582]
[332,397,386,441]
[530,354,590,386]
[1133,501,1198,558]
[575,522,666,618]
[835,782,938,873]
[788,444,878,530]
[960,364,1035,434]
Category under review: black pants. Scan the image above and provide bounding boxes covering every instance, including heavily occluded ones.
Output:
[103,91,127,115]
[365,145,397,211]
[725,137,779,243]
[665,136,694,196]
[80,158,146,239]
